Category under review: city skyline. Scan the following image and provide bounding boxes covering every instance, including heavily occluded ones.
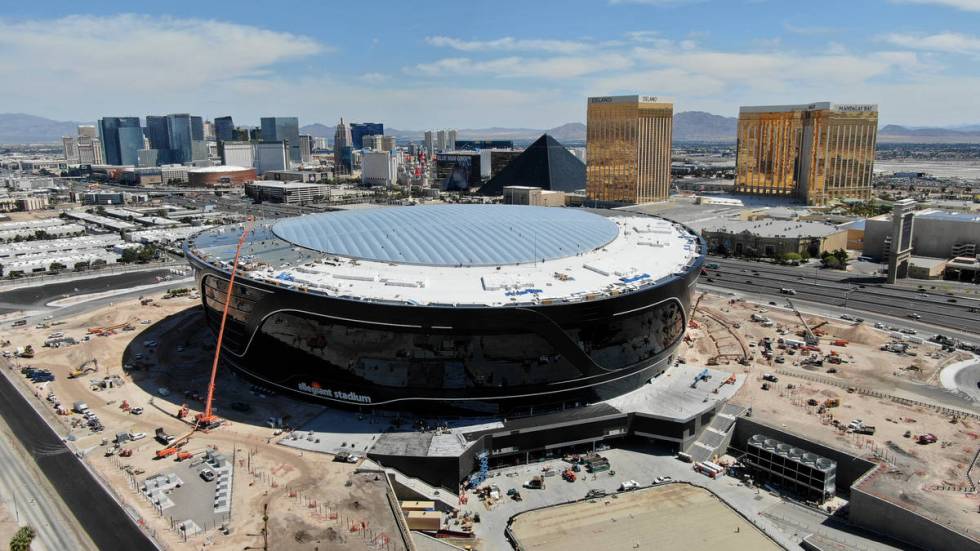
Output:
[1,1,979,128]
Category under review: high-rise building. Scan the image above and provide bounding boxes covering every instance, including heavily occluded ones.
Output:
[220,142,255,167]
[448,129,457,152]
[214,116,235,142]
[299,135,313,163]
[261,117,301,164]
[424,131,434,155]
[382,136,396,152]
[734,102,878,205]
[255,142,288,174]
[586,95,673,204]
[350,122,384,149]
[334,118,353,173]
[362,134,383,151]
[191,116,204,141]
[361,150,399,187]
[436,130,448,152]
[167,114,196,164]
[62,137,79,162]
[143,115,171,164]
[99,117,143,165]
[75,125,103,164]
[204,120,215,141]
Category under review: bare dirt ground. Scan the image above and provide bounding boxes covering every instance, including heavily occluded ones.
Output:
[509,483,781,551]
[680,293,980,541]
[3,294,409,551]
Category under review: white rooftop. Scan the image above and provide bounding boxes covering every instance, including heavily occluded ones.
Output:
[228,208,700,307]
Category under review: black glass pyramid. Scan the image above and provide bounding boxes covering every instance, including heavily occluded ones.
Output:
[478,134,585,196]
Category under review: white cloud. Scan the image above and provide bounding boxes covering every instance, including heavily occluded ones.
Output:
[891,0,980,11]
[0,14,323,115]
[412,54,633,79]
[424,36,589,54]
[881,31,980,54]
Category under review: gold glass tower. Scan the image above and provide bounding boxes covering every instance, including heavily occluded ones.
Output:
[586,95,673,204]
[735,102,878,205]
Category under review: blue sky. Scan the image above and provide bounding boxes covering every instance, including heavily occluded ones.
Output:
[2,0,979,128]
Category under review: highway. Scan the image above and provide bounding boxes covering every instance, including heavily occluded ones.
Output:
[0,369,157,550]
[702,257,980,336]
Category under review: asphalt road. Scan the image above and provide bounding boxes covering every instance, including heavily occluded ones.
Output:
[703,257,980,335]
[0,371,157,550]
[0,268,174,315]
[0,416,92,550]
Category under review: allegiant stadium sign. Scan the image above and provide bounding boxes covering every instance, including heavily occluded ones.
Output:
[298,382,372,404]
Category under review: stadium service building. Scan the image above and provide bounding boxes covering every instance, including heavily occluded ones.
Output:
[185,205,705,415]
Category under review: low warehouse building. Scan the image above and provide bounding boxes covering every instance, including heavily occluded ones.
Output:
[697,220,848,258]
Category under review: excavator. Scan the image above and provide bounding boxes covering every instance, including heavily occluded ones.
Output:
[68,359,99,379]
[155,216,254,460]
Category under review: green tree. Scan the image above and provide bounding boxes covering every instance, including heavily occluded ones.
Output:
[10,526,35,551]
[49,262,67,272]
[780,252,802,264]
[120,248,139,263]
[73,260,90,271]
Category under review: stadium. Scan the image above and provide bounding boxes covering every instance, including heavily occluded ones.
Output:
[184,204,705,414]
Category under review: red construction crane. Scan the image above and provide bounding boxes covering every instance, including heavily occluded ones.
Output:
[195,215,254,430]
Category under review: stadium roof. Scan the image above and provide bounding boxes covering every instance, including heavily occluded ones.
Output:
[188,206,702,308]
[272,204,618,267]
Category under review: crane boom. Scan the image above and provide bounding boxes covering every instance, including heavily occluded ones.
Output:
[196,216,254,429]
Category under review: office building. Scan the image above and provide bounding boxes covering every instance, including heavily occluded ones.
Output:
[334,118,353,173]
[586,95,673,204]
[350,122,384,149]
[480,134,585,196]
[361,151,399,187]
[735,103,878,205]
[435,152,482,191]
[299,135,313,163]
[362,134,384,151]
[99,117,143,165]
[63,125,104,165]
[261,117,301,164]
[255,142,288,174]
[191,116,204,141]
[244,181,328,205]
[214,116,235,142]
[142,114,208,165]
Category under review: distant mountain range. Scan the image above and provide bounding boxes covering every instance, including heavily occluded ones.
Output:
[299,112,740,143]
[878,124,980,144]
[4,112,980,146]
[0,113,92,144]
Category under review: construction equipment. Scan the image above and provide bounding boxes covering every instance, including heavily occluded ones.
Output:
[691,368,711,388]
[916,433,937,445]
[787,300,819,346]
[19,345,35,358]
[68,359,98,379]
[87,319,135,335]
[155,217,253,459]
[176,404,189,420]
[194,216,254,431]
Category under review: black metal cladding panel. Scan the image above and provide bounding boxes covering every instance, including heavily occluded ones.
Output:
[487,417,628,451]
[631,414,692,439]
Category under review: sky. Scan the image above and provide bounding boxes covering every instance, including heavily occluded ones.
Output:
[1,0,980,129]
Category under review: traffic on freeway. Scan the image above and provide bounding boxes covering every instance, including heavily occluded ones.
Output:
[700,257,980,335]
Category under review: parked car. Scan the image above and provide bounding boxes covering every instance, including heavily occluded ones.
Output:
[200,469,216,482]
[129,432,146,441]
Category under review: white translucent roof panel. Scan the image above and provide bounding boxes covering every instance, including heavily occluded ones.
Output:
[271,204,619,267]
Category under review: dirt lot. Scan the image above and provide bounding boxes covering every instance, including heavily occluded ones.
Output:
[681,292,980,541]
[2,293,410,550]
[509,483,780,551]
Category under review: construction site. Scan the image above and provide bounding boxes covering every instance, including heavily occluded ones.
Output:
[0,215,977,550]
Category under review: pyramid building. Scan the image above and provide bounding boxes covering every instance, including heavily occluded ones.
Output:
[478,134,585,196]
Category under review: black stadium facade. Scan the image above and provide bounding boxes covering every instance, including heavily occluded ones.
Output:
[185,205,705,415]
